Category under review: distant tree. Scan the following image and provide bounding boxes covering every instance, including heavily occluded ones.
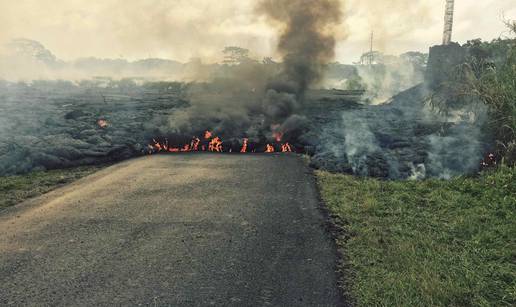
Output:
[462,38,515,66]
[143,81,183,93]
[505,19,516,34]
[400,51,429,67]
[262,57,277,65]
[222,46,250,65]
[360,51,384,65]
[381,54,399,65]
[464,39,491,61]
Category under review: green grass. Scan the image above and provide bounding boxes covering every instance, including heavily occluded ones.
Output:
[0,165,106,210]
[317,167,516,306]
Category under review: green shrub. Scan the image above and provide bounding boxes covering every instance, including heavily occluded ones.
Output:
[436,23,516,165]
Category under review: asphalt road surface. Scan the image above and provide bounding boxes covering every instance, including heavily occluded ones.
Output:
[0,154,343,306]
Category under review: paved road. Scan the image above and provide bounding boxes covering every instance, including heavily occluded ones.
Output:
[0,154,343,306]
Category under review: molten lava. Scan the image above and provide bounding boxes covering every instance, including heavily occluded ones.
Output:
[97,119,108,128]
[281,143,292,152]
[209,137,223,152]
[240,138,248,153]
[191,137,200,151]
[148,131,296,155]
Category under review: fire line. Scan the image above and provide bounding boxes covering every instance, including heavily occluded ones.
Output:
[147,131,295,154]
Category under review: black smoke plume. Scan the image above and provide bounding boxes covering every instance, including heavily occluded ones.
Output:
[165,0,343,143]
[258,0,342,95]
[258,0,343,132]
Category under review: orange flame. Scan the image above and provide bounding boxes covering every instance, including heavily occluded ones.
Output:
[204,131,213,139]
[148,131,296,154]
[240,138,249,153]
[281,143,292,152]
[190,137,200,151]
[97,119,108,128]
[152,139,163,151]
[209,137,223,152]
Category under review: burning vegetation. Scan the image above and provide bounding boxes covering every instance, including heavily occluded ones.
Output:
[147,131,293,154]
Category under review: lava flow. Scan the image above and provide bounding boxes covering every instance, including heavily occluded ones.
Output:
[97,119,108,129]
[147,131,295,154]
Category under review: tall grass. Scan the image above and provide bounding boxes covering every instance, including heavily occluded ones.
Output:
[449,23,516,165]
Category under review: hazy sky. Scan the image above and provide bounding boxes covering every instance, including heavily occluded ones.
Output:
[1,0,515,63]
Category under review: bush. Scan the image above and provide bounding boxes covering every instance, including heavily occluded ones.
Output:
[432,22,516,165]
[461,36,516,165]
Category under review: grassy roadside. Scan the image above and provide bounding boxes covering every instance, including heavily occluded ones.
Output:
[317,167,516,306]
[0,165,106,210]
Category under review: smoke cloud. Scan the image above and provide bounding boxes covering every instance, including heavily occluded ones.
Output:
[311,85,490,179]
[165,0,344,142]
[0,1,500,179]
[0,0,275,63]
[357,58,426,105]
[258,0,342,95]
[257,0,343,138]
[345,0,434,52]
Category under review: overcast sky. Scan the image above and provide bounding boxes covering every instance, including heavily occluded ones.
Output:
[1,0,515,63]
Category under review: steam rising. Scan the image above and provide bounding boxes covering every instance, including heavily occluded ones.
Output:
[0,1,498,179]
[311,85,489,179]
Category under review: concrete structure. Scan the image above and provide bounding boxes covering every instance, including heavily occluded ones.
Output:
[443,0,455,45]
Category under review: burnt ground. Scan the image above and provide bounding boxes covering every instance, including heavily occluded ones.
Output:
[0,81,361,176]
[306,86,488,179]
[0,81,188,174]
[0,81,488,178]
[0,154,344,306]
